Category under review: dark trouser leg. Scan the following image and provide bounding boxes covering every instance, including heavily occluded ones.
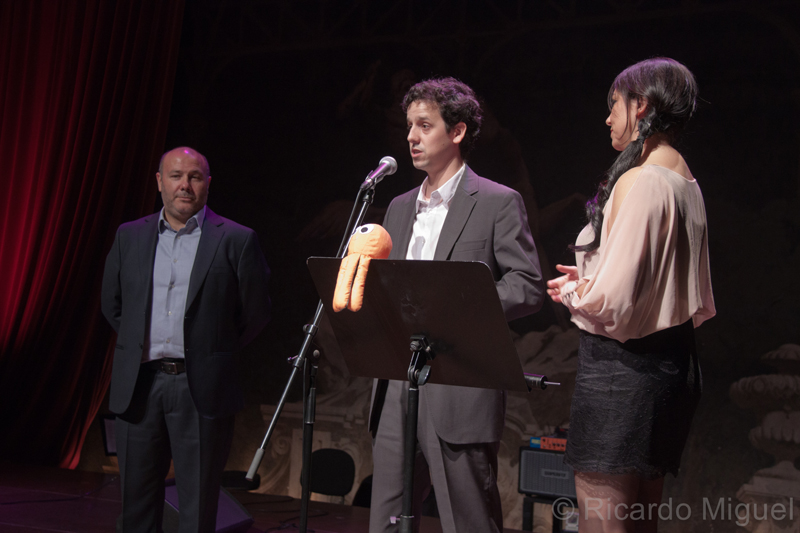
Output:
[162,372,235,533]
[369,380,431,533]
[116,368,172,533]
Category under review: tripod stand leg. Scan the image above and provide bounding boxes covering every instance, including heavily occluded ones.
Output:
[299,358,318,533]
[397,335,433,533]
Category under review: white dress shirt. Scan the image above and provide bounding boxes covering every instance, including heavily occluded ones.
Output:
[406,164,466,260]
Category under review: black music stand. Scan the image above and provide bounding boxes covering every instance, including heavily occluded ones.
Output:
[308,258,543,533]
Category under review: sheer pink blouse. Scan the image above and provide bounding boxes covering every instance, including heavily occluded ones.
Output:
[564,165,716,342]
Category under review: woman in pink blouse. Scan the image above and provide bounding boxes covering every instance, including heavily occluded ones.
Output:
[547,58,716,532]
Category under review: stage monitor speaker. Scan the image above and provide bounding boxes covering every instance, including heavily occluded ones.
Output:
[163,480,254,533]
[518,447,577,499]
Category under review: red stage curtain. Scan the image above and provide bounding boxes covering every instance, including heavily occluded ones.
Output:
[0,0,184,468]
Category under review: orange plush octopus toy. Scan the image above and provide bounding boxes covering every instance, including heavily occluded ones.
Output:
[332,224,392,312]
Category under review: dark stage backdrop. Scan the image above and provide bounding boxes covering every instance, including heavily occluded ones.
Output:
[161,0,800,405]
[0,0,184,468]
[3,2,800,528]
[157,2,800,530]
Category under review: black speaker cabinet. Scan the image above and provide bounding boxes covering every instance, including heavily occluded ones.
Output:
[518,447,577,499]
[163,480,254,533]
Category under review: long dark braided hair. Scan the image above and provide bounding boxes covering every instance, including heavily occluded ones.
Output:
[572,57,698,253]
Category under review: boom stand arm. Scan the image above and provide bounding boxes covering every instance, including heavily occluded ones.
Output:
[246,187,376,533]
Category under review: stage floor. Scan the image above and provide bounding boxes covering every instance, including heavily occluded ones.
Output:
[0,462,525,532]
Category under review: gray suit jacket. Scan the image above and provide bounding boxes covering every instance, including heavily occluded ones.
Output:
[101,207,271,419]
[369,166,544,444]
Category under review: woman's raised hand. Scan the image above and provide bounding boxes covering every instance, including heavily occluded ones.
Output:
[546,264,579,303]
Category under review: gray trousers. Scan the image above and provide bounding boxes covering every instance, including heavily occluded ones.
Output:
[369,380,503,533]
[115,366,235,533]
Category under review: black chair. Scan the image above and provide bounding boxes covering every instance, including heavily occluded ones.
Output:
[352,474,373,507]
[306,448,356,503]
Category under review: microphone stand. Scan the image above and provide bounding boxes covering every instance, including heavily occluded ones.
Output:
[247,182,377,533]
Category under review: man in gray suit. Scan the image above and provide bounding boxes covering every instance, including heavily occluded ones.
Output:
[368,79,544,532]
[101,147,271,533]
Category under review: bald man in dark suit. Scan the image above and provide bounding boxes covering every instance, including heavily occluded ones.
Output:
[102,147,271,533]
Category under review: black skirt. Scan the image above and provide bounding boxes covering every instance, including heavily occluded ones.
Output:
[564,321,701,479]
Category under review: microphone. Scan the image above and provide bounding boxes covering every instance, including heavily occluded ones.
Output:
[360,156,397,189]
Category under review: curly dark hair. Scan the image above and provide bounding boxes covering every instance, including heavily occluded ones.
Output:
[401,77,483,159]
[574,57,698,253]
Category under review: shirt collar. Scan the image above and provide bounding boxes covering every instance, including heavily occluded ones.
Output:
[158,205,206,234]
[416,163,466,211]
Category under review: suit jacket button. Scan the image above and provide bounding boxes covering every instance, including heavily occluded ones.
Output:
[139,343,143,349]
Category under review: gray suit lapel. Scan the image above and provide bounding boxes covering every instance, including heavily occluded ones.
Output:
[388,191,418,260]
[187,208,224,311]
[434,167,479,261]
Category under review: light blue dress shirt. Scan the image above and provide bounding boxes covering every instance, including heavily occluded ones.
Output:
[143,207,205,362]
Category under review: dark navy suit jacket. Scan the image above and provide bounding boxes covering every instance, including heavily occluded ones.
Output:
[101,207,271,419]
